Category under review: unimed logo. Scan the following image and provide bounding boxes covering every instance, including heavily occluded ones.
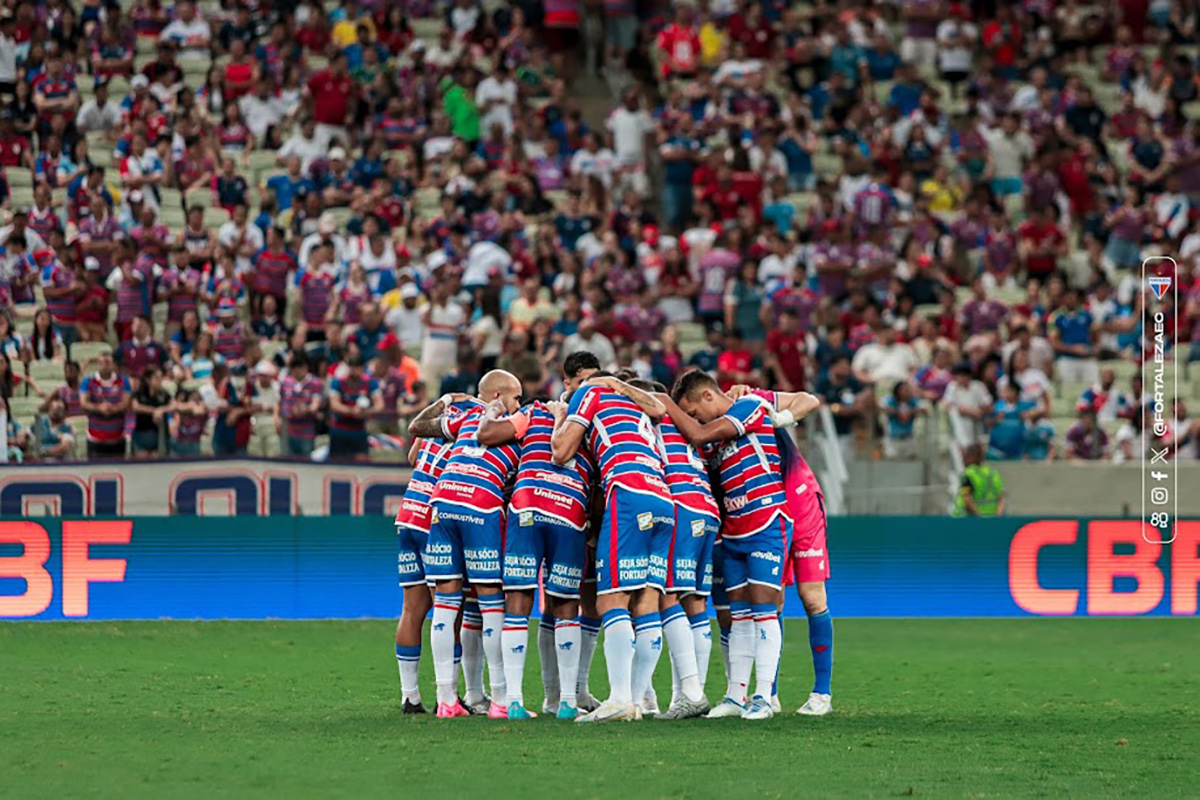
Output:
[1009,520,1199,615]
[0,521,131,617]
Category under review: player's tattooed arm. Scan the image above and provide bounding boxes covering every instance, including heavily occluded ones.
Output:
[587,376,666,420]
[407,393,470,439]
[656,393,739,447]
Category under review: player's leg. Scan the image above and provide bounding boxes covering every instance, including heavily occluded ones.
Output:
[707,541,754,718]
[396,525,432,713]
[544,520,586,719]
[578,488,642,722]
[740,518,788,721]
[656,508,707,718]
[794,497,834,716]
[424,508,469,717]
[686,514,718,696]
[632,506,673,715]
[500,511,540,719]
[460,589,486,712]
[575,547,601,712]
[463,508,508,718]
[538,612,560,714]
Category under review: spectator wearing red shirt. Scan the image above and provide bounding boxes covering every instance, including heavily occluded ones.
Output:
[729,4,775,60]
[114,315,170,378]
[716,328,760,391]
[1018,207,1067,283]
[765,308,808,391]
[306,52,354,142]
[656,5,700,79]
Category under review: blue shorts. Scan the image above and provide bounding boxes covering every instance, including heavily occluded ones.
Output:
[657,505,719,595]
[595,486,674,595]
[718,515,791,594]
[424,503,504,584]
[711,540,729,609]
[503,510,587,598]
[397,523,428,588]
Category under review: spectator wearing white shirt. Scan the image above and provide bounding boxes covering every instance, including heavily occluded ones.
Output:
[569,131,616,190]
[386,283,426,346]
[606,88,654,196]
[943,362,992,443]
[420,282,467,391]
[475,63,517,136]
[275,118,330,171]
[75,80,122,135]
[463,238,513,292]
[851,324,920,388]
[561,316,616,369]
[159,1,212,60]
[936,5,977,98]
[217,203,265,274]
[239,80,291,143]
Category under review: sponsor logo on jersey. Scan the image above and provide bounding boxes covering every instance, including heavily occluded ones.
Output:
[691,519,706,537]
[637,512,653,530]
[520,511,534,527]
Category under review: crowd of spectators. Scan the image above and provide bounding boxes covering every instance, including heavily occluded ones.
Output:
[0,0,1198,467]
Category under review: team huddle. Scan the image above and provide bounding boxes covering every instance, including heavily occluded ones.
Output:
[393,352,835,722]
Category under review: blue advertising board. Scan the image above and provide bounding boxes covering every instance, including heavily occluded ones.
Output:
[1,517,1196,620]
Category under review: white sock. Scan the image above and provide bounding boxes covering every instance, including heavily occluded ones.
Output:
[577,616,600,697]
[396,643,422,705]
[478,594,507,705]
[662,606,703,703]
[631,612,664,707]
[727,603,754,704]
[501,614,529,707]
[689,613,713,694]
[601,609,635,705]
[670,656,681,706]
[554,617,581,707]
[461,600,484,703]
[538,614,560,705]
[431,592,462,706]
[753,604,782,700]
[719,626,731,684]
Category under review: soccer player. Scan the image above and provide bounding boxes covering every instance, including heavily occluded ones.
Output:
[659,370,793,720]
[550,371,675,723]
[392,396,480,714]
[730,384,834,715]
[610,377,720,719]
[408,371,524,719]
[476,391,594,720]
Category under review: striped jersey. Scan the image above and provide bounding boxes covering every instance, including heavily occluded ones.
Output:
[45,262,78,324]
[565,385,670,501]
[656,416,719,517]
[430,406,520,514]
[81,372,131,443]
[396,400,481,531]
[704,392,790,538]
[753,389,824,507]
[510,401,593,530]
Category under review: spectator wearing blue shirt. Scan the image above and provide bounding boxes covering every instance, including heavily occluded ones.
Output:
[887,64,924,118]
[988,382,1037,459]
[865,35,901,81]
[1048,289,1098,384]
[266,155,315,212]
[828,29,865,85]
[659,115,704,232]
[882,381,926,458]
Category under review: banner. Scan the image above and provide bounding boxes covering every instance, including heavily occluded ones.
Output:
[0,460,412,517]
[2,517,1196,621]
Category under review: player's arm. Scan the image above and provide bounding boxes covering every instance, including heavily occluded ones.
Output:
[407,393,470,438]
[770,390,822,427]
[588,376,666,420]
[476,401,528,447]
[656,393,739,447]
[407,437,423,465]
[549,400,585,466]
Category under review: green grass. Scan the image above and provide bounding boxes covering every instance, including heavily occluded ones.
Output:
[2,619,1197,799]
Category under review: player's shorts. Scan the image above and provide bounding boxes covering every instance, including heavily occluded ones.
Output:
[503,509,587,598]
[595,486,674,595]
[657,505,719,595]
[720,514,791,593]
[783,493,831,587]
[424,502,504,584]
[397,523,428,588]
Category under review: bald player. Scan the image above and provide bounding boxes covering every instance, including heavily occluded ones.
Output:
[409,370,525,719]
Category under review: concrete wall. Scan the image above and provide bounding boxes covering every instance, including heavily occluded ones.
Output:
[995,462,1200,517]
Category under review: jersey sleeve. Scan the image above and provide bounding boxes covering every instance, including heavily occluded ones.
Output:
[722,396,768,437]
[508,409,532,440]
[441,406,474,440]
[566,385,601,431]
[750,388,779,410]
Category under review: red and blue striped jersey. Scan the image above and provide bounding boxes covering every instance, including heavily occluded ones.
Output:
[431,406,520,514]
[510,401,593,530]
[299,270,336,325]
[565,385,671,501]
[253,248,296,297]
[752,389,823,504]
[328,373,378,433]
[45,263,78,324]
[81,373,131,443]
[396,400,481,531]
[212,321,245,361]
[656,416,719,517]
[704,393,790,538]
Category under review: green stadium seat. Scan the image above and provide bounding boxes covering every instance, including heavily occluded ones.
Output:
[8,168,33,187]
[185,186,213,208]
[203,206,230,228]
[28,361,65,383]
[7,395,43,419]
[71,342,113,366]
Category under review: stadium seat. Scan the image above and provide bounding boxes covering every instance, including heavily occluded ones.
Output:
[185,186,213,207]
[71,342,113,366]
[8,169,33,188]
[7,395,42,419]
[28,361,65,383]
[203,206,230,228]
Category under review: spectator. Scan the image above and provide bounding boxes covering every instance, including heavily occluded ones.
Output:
[168,387,207,457]
[202,362,256,457]
[1048,288,1099,384]
[326,353,380,461]
[1065,408,1109,461]
[131,365,172,458]
[851,323,919,388]
[278,354,324,459]
[79,351,131,460]
[943,362,992,443]
[35,397,75,462]
[882,381,926,459]
[817,354,870,460]
[115,315,169,378]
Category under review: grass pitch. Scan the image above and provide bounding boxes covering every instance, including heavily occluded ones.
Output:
[1,619,1196,799]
